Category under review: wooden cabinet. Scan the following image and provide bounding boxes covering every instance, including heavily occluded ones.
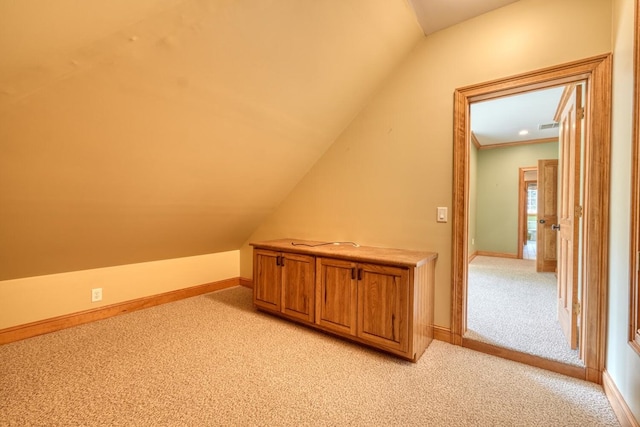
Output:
[357,263,409,353]
[251,239,437,362]
[253,248,315,323]
[254,249,281,312]
[315,257,357,335]
[315,259,409,353]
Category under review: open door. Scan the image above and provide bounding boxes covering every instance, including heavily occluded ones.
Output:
[556,84,583,350]
[536,159,558,272]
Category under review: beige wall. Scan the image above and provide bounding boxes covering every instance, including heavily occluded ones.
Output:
[242,0,613,328]
[608,0,640,419]
[476,142,558,255]
[0,250,239,329]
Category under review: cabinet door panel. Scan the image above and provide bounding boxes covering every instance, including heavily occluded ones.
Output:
[357,264,409,352]
[281,253,315,322]
[253,249,281,312]
[316,258,357,335]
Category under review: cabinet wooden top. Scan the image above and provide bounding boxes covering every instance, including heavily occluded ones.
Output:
[251,239,437,268]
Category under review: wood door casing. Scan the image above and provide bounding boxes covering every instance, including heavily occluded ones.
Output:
[253,249,281,312]
[357,263,409,352]
[281,253,315,323]
[452,54,612,383]
[537,159,559,272]
[556,84,583,350]
[315,257,357,335]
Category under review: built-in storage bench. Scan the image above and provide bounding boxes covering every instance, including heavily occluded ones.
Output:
[251,239,438,362]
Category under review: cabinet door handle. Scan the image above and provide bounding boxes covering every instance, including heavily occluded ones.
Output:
[351,267,356,280]
[276,256,281,266]
[391,314,396,341]
[357,268,363,281]
[280,256,285,267]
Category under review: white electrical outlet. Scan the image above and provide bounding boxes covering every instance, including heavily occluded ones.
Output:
[91,288,103,302]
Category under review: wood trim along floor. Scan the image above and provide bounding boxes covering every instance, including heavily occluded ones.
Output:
[462,338,586,380]
[0,277,241,346]
[603,370,640,427]
[434,326,453,344]
[437,324,596,387]
[239,277,253,288]
[474,251,518,259]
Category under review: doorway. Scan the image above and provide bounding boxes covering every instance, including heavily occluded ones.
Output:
[518,167,538,260]
[451,54,612,384]
[468,86,580,368]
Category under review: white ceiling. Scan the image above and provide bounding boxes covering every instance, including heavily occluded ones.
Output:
[408,0,521,35]
[471,87,565,147]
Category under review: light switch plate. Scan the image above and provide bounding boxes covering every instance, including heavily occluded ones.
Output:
[437,207,448,223]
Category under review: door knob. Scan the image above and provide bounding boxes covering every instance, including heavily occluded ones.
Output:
[539,219,546,224]
[551,224,561,231]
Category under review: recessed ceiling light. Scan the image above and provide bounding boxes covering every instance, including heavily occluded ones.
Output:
[519,130,529,136]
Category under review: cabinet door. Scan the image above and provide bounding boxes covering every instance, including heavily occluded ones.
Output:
[281,253,315,323]
[253,249,281,312]
[357,263,409,352]
[315,257,357,336]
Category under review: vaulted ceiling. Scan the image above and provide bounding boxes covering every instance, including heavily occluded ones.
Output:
[408,0,520,35]
[0,0,521,280]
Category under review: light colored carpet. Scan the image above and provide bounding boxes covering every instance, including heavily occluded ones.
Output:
[0,286,617,426]
[465,256,583,367]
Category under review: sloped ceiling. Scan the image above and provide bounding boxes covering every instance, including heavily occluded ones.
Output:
[0,0,424,280]
[408,0,520,35]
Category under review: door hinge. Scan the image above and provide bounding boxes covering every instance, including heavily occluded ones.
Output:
[575,205,583,218]
[573,302,581,315]
[579,107,585,120]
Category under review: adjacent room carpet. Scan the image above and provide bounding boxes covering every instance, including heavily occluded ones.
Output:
[0,286,616,426]
[465,256,583,367]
